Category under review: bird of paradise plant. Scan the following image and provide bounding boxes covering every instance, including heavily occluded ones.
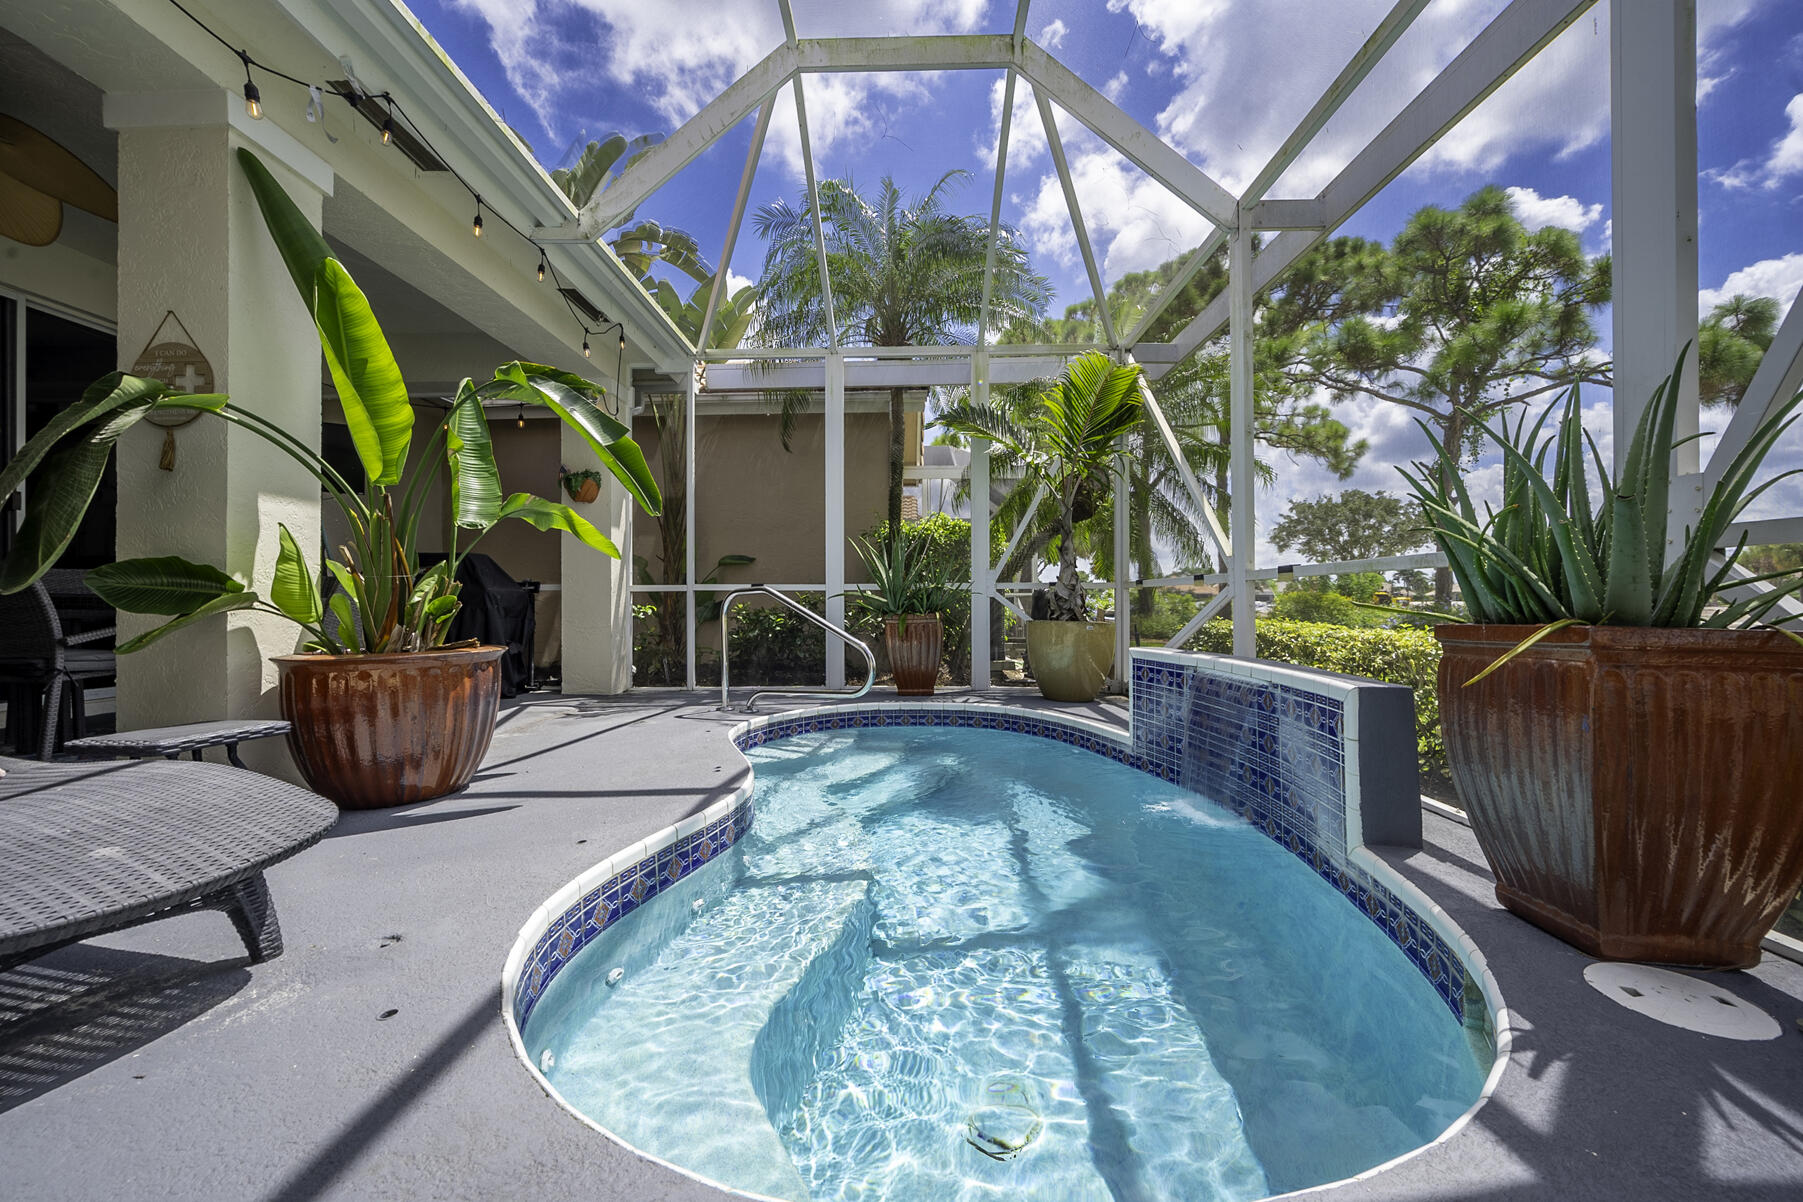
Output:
[0,148,660,654]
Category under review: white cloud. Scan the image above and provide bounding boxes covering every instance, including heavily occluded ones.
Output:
[449,0,992,177]
[1015,125,1214,289]
[1711,93,1803,190]
[982,75,1045,168]
[1099,0,1763,202]
[1504,185,1602,233]
[1103,71,1130,103]
[1039,19,1068,49]
[1695,0,1761,103]
[726,268,753,294]
[1698,252,1803,321]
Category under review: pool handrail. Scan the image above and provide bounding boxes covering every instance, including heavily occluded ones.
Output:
[719,586,876,712]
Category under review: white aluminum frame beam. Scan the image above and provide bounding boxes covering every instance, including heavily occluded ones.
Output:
[970,349,994,687]
[793,35,1017,73]
[1165,588,1234,650]
[1113,441,1131,684]
[1128,362,1231,561]
[553,44,796,239]
[1147,0,1598,372]
[1016,41,1237,229]
[1036,88,1117,348]
[1123,228,1225,348]
[792,75,839,348]
[698,96,774,350]
[1227,225,1256,658]
[1610,0,1699,477]
[977,67,1019,346]
[684,365,700,689]
[825,350,847,688]
[1238,0,1431,207]
[1703,287,1803,491]
[704,357,1078,390]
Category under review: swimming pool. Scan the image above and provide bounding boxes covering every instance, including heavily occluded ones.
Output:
[509,691,1501,1202]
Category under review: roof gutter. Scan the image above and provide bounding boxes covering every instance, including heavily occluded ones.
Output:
[276,0,697,371]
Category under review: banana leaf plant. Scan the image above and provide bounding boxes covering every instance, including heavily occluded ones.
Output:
[1399,345,1803,681]
[0,147,660,655]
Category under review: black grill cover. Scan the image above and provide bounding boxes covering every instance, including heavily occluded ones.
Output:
[421,553,535,697]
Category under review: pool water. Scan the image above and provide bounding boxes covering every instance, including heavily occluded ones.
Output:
[526,726,1489,1201]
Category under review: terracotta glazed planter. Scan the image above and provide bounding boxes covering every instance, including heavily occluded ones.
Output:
[884,615,942,696]
[564,476,601,504]
[274,646,505,810]
[1436,624,1803,968]
[1026,619,1115,703]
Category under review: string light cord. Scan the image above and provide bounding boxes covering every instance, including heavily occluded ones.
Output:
[161,0,621,370]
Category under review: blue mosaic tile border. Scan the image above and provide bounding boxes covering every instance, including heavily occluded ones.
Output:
[511,692,1477,1032]
[1130,651,1470,1019]
[513,802,753,1028]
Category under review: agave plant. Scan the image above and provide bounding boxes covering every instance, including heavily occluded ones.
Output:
[0,148,660,654]
[1399,346,1803,677]
[937,351,1142,621]
[844,535,966,628]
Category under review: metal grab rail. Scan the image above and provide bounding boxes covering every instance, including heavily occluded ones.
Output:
[720,586,876,713]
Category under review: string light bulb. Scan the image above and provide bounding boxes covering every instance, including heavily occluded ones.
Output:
[380,115,394,145]
[618,329,626,353]
[582,334,592,359]
[536,254,546,283]
[471,201,484,238]
[516,404,525,429]
[238,53,263,120]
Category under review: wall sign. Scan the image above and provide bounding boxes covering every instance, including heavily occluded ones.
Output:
[131,311,213,471]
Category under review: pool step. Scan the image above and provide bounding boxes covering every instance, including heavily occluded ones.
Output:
[544,877,874,1202]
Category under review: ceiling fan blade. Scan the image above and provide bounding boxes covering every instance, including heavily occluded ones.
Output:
[0,114,117,222]
[0,170,64,247]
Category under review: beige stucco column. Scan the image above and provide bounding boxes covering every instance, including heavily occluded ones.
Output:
[559,419,635,695]
[104,91,332,771]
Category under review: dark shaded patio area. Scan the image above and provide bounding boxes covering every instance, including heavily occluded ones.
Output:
[3,691,1801,1201]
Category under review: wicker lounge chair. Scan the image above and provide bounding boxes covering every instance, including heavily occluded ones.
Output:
[0,756,336,972]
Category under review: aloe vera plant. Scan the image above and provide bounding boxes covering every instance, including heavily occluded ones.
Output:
[844,535,966,628]
[0,148,660,654]
[1400,346,1803,675]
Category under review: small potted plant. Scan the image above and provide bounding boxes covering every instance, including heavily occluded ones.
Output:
[845,535,964,695]
[938,350,1141,702]
[0,149,661,809]
[1401,347,1803,967]
[561,467,604,504]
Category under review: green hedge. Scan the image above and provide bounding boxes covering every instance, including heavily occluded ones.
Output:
[1183,618,1450,795]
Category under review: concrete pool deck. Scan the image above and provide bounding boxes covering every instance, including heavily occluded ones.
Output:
[3,689,1801,1201]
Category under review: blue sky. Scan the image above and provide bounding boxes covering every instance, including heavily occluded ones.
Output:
[413,0,1802,568]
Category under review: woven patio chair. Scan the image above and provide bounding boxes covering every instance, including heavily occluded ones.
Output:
[0,579,115,760]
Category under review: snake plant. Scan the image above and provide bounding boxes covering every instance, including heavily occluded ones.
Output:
[0,148,661,654]
[1399,346,1803,675]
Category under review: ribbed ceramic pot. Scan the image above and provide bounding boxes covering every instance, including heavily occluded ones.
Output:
[884,615,942,696]
[274,646,504,810]
[1026,620,1115,703]
[1436,623,1803,968]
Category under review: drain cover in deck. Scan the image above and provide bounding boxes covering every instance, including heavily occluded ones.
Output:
[1583,963,1780,1040]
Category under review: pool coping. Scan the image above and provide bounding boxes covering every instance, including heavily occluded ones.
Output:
[499,698,1514,1202]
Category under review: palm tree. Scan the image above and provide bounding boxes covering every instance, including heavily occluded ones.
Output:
[752,171,1050,538]
[937,352,1142,620]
